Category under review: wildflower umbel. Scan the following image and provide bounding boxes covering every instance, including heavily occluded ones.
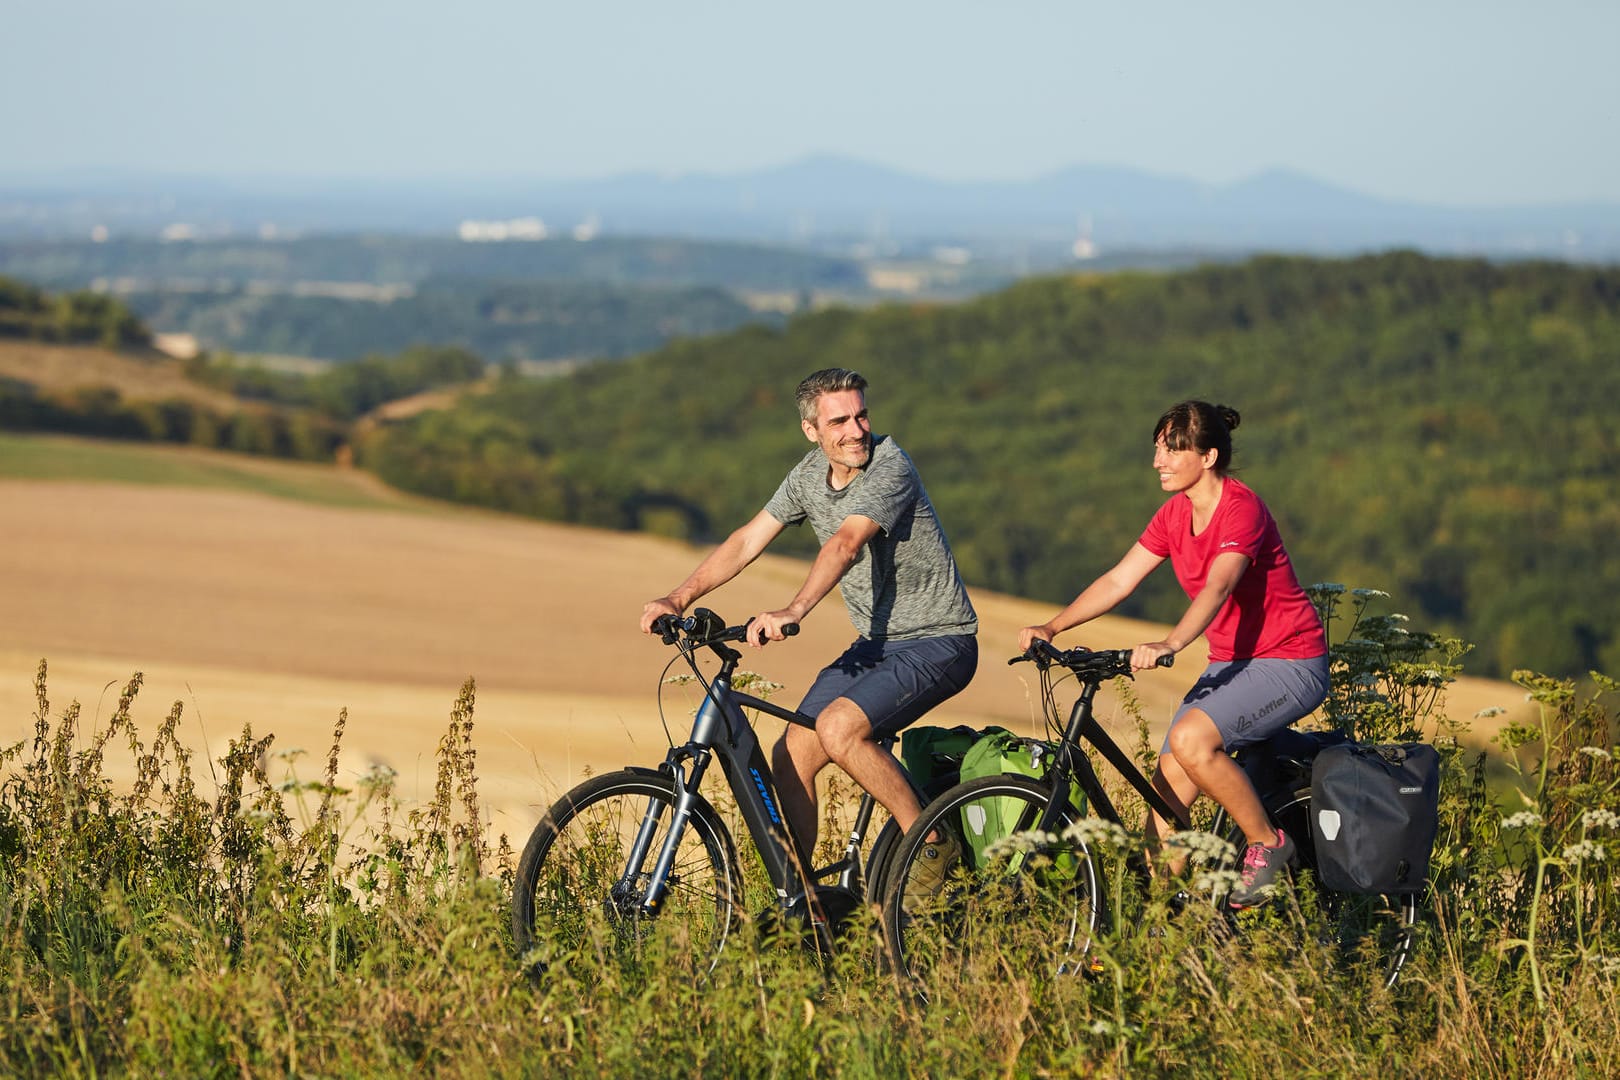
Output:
[1161,829,1237,866]
[1193,868,1242,897]
[1502,811,1544,829]
[1060,817,1132,850]
[1562,841,1607,865]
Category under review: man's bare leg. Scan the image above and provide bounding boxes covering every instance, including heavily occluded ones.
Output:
[814,697,924,833]
[772,722,831,860]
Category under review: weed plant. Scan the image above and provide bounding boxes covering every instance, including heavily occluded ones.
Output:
[3,586,1618,1077]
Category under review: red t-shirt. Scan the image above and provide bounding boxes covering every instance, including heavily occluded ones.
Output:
[1138,477,1326,662]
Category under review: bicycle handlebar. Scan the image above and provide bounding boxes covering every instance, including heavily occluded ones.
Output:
[1008,638,1174,680]
[653,608,800,649]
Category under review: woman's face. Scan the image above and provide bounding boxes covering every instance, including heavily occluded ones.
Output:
[1153,434,1215,494]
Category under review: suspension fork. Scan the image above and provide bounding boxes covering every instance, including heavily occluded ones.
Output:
[626,686,730,916]
[622,747,714,916]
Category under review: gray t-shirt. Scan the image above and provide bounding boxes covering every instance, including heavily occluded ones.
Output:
[764,435,978,641]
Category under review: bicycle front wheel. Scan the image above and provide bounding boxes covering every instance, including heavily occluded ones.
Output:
[880,774,1101,995]
[512,769,744,978]
[1228,788,1419,989]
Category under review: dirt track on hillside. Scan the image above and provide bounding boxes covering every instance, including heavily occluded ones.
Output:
[0,478,1531,838]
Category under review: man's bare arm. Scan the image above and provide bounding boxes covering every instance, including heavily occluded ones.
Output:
[640,510,786,632]
[748,514,881,645]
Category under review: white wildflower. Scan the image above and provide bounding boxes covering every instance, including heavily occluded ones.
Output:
[733,671,784,695]
[1059,817,1132,850]
[1475,706,1507,719]
[1581,809,1620,831]
[1501,811,1544,829]
[1312,583,1347,595]
[983,830,1059,860]
[1162,830,1237,865]
[1578,746,1614,762]
[1193,868,1242,897]
[1599,956,1620,977]
[1563,841,1606,865]
[1351,588,1391,599]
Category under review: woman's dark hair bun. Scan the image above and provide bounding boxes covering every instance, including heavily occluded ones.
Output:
[1216,405,1241,432]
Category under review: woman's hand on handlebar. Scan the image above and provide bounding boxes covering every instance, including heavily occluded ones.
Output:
[1130,641,1177,671]
[1017,624,1056,653]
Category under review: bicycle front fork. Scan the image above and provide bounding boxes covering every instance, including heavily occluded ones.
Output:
[621,751,713,916]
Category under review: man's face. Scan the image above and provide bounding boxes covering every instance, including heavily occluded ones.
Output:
[803,388,872,471]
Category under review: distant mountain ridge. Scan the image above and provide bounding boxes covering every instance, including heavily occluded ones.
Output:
[3,155,1618,258]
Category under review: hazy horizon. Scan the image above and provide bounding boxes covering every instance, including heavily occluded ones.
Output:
[5,1,1617,210]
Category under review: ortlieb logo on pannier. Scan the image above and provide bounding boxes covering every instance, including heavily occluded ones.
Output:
[1311,742,1440,895]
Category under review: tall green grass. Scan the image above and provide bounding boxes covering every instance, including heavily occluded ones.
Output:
[3,594,1618,1076]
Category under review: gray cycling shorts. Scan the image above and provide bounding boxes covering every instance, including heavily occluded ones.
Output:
[794,634,979,741]
[1162,654,1330,755]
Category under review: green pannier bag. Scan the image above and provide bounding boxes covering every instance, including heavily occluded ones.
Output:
[955,729,1085,872]
[901,724,1007,800]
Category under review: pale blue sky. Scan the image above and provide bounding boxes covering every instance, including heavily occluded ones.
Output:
[4,0,1616,207]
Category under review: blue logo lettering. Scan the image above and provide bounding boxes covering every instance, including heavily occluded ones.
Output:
[750,767,782,825]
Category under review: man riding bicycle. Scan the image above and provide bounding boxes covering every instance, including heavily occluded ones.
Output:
[640,368,979,864]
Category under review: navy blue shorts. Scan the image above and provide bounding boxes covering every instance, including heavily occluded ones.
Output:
[794,634,978,740]
[1163,655,1330,754]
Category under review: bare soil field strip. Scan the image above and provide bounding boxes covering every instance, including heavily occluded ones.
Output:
[1,472,1533,837]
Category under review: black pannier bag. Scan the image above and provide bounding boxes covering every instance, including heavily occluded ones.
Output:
[1310,742,1441,894]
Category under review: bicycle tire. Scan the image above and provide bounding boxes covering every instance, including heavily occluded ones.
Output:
[512,770,745,978]
[1225,787,1418,989]
[864,817,904,904]
[880,773,1101,995]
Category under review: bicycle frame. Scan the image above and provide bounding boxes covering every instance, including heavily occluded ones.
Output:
[631,613,880,920]
[1021,647,1191,883]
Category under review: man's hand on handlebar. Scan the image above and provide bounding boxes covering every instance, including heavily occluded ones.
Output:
[746,609,800,648]
[1130,641,1177,671]
[639,596,683,634]
[1017,624,1056,653]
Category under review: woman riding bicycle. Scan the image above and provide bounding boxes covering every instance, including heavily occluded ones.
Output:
[1017,401,1328,908]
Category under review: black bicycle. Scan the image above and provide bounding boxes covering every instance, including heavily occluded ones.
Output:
[511,609,920,976]
[879,639,1418,994]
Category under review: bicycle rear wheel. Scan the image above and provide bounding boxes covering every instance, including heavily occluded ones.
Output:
[1228,788,1418,988]
[512,769,744,978]
[880,774,1101,996]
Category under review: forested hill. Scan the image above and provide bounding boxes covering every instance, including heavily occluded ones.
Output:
[360,251,1620,679]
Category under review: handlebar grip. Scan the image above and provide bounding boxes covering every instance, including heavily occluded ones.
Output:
[651,614,681,644]
[1156,653,1175,669]
[740,617,799,645]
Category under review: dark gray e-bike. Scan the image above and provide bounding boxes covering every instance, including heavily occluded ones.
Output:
[511,609,916,975]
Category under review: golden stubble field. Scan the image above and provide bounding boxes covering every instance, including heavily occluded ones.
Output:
[0,460,1534,843]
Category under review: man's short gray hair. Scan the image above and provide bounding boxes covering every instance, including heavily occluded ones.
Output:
[795,368,868,422]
